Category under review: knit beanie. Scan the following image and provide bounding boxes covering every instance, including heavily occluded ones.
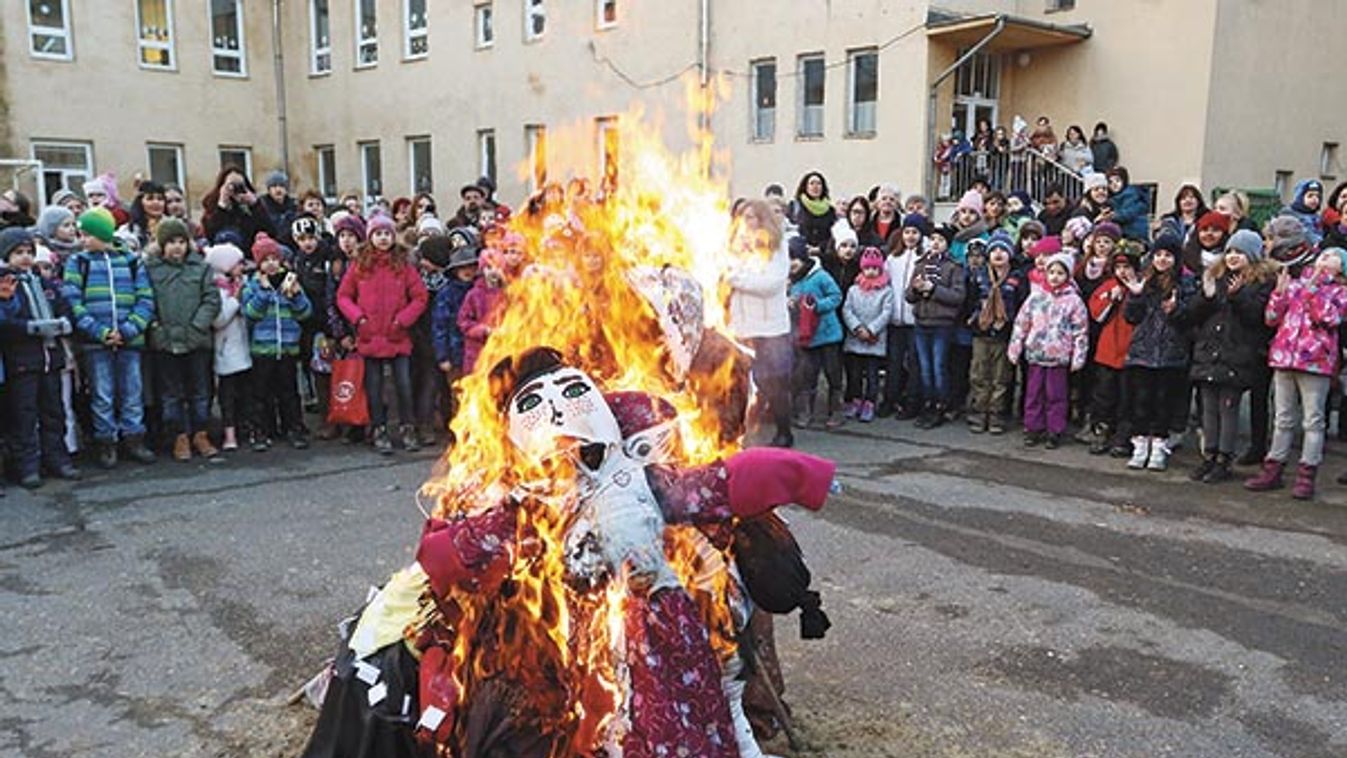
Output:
[51,188,78,208]
[986,230,1016,258]
[82,178,109,199]
[204,243,245,274]
[1064,216,1093,242]
[36,205,74,241]
[0,227,34,260]
[331,212,367,242]
[419,236,455,269]
[1082,172,1108,192]
[1197,210,1232,231]
[1151,233,1184,257]
[447,225,481,251]
[956,189,984,216]
[154,217,190,249]
[447,246,479,271]
[417,213,445,237]
[291,215,321,240]
[929,226,956,246]
[1324,247,1347,274]
[1044,252,1075,275]
[1264,214,1306,253]
[831,218,858,247]
[1093,221,1122,241]
[265,170,290,189]
[77,207,117,243]
[365,210,396,237]
[251,232,282,263]
[859,247,884,270]
[1010,190,1034,211]
[901,213,932,236]
[788,235,809,261]
[1225,229,1265,262]
[1028,235,1063,259]
[1017,219,1046,240]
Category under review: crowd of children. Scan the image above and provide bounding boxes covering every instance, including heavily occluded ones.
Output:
[3,164,1347,503]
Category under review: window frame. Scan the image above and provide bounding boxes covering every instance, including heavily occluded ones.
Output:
[1045,0,1076,11]
[309,0,332,75]
[27,0,73,61]
[474,2,494,48]
[477,129,497,187]
[316,145,338,203]
[354,0,379,69]
[596,116,619,192]
[1274,170,1294,202]
[403,0,428,60]
[407,136,433,194]
[358,140,383,209]
[524,0,546,42]
[135,0,176,71]
[218,145,253,180]
[749,58,777,143]
[596,0,617,30]
[1321,142,1340,180]
[525,124,547,193]
[846,47,879,138]
[31,140,93,206]
[208,0,247,77]
[146,142,185,189]
[796,53,826,139]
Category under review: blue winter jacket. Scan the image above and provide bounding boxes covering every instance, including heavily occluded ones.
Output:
[62,246,156,348]
[431,276,475,367]
[242,273,313,357]
[1282,179,1325,248]
[1109,185,1151,242]
[788,259,844,348]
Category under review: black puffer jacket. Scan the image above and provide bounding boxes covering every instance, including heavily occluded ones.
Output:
[1123,274,1195,369]
[1181,277,1274,388]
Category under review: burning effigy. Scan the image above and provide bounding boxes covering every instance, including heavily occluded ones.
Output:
[299,105,836,758]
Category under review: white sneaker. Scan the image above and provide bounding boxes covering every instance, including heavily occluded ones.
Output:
[1127,435,1151,469]
[1147,437,1170,471]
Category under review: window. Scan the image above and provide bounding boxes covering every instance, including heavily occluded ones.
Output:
[310,0,331,74]
[1275,170,1294,201]
[475,3,494,48]
[209,0,246,76]
[524,0,546,41]
[1046,0,1076,11]
[525,125,547,192]
[404,0,428,59]
[359,141,383,208]
[136,0,175,69]
[355,0,378,67]
[797,54,825,138]
[147,143,184,188]
[31,141,92,205]
[1322,142,1340,180]
[477,129,497,186]
[219,146,252,179]
[847,49,878,137]
[407,136,432,193]
[750,59,776,142]
[27,0,72,60]
[596,117,619,192]
[316,145,337,202]
[955,49,1000,98]
[596,0,617,29]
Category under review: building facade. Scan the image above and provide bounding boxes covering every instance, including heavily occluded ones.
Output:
[2,0,1343,215]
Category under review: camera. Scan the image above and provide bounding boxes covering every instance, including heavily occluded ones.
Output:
[227,181,245,195]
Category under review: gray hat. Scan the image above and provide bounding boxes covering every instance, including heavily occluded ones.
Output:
[447,245,479,271]
[1225,229,1265,262]
[264,170,289,189]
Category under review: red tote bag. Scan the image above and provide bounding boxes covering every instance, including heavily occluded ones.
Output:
[328,357,370,426]
[795,294,819,348]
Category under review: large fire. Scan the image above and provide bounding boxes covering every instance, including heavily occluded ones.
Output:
[418,74,759,754]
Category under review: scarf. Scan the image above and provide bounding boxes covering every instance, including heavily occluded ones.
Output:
[977,266,1009,332]
[856,268,889,292]
[1084,257,1106,280]
[798,194,832,218]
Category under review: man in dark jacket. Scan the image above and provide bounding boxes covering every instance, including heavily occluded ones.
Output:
[260,171,300,247]
[1090,122,1119,174]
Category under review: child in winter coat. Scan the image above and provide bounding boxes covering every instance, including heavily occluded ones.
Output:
[1007,253,1088,448]
[63,208,157,468]
[411,232,459,445]
[0,229,77,488]
[290,216,332,419]
[1280,179,1324,248]
[243,235,313,451]
[1073,222,1122,440]
[1105,167,1149,241]
[1120,234,1193,472]
[456,247,508,377]
[205,244,250,452]
[880,214,926,419]
[1245,247,1347,499]
[145,218,221,461]
[967,232,1023,434]
[1181,211,1231,276]
[337,211,429,455]
[840,247,893,422]
[788,237,845,428]
[431,243,480,439]
[1183,230,1276,484]
[905,228,966,428]
[1085,250,1138,456]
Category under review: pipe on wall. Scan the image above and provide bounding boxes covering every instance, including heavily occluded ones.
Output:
[272,0,290,176]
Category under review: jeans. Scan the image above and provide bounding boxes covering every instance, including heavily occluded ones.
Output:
[85,347,146,442]
[969,337,1013,418]
[1269,369,1331,466]
[1023,364,1069,434]
[365,355,413,428]
[6,370,71,477]
[843,353,882,402]
[1199,382,1244,456]
[912,325,953,405]
[156,350,213,436]
[251,356,302,439]
[881,325,916,412]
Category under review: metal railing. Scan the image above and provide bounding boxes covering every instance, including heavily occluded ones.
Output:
[937,149,1085,204]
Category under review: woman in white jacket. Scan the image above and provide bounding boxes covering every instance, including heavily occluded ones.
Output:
[204,244,252,451]
[724,199,794,447]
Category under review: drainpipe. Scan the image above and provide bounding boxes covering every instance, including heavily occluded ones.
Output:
[272,0,290,177]
[925,14,1006,202]
[697,0,712,176]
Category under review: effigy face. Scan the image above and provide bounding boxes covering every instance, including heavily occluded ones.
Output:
[506,365,622,463]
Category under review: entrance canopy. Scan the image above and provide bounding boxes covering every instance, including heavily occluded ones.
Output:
[926,11,1092,52]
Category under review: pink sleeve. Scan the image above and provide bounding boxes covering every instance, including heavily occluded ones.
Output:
[725,448,836,517]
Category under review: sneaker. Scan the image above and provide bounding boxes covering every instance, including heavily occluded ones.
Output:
[289,431,310,450]
[967,415,987,434]
[250,433,271,453]
[1202,456,1233,484]
[1044,433,1061,450]
[1189,457,1218,482]
[842,400,860,420]
[1146,438,1169,471]
[913,407,935,430]
[96,441,118,469]
[1023,431,1044,447]
[987,417,1006,435]
[373,425,394,455]
[1127,436,1151,470]
[122,436,157,464]
[858,401,875,423]
[401,424,421,452]
[1073,423,1098,445]
[18,473,42,490]
[894,405,920,421]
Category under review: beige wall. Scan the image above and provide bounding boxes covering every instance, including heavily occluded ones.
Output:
[2,0,280,207]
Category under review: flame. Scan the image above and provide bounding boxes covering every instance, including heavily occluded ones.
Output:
[421,72,753,755]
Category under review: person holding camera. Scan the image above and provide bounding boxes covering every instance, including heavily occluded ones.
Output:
[242,233,312,452]
[201,166,277,251]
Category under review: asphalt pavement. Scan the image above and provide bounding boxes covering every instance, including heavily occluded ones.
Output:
[2,418,1346,757]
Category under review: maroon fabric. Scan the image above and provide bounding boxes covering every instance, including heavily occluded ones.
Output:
[416,508,515,598]
[337,256,429,358]
[605,391,677,437]
[645,462,735,525]
[623,588,739,758]
[726,448,836,517]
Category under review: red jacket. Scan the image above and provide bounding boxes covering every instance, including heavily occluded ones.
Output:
[1088,278,1134,369]
[336,255,428,358]
[457,278,506,373]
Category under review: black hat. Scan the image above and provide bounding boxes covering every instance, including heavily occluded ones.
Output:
[787,235,809,261]
[1151,233,1183,256]
[930,226,956,246]
[290,215,321,239]
[419,236,455,269]
[460,183,486,199]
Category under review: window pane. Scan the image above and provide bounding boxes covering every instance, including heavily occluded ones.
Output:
[755,62,776,108]
[30,0,65,27]
[803,58,825,106]
[408,0,426,30]
[528,0,545,37]
[410,139,432,193]
[34,144,87,169]
[318,148,337,198]
[478,5,494,44]
[600,0,616,24]
[220,149,248,172]
[359,0,377,39]
[211,0,240,48]
[213,54,241,73]
[314,0,330,47]
[31,33,67,56]
[361,144,382,198]
[854,53,877,103]
[480,132,496,184]
[148,147,180,186]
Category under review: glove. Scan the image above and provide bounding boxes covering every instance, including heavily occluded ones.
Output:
[725,448,836,518]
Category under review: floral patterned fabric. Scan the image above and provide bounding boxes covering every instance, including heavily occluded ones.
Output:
[1008,285,1089,370]
[1265,270,1347,376]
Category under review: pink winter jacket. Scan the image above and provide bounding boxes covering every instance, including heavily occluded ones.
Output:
[336,254,429,358]
[456,278,506,373]
[1008,283,1089,371]
[1264,270,1347,376]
